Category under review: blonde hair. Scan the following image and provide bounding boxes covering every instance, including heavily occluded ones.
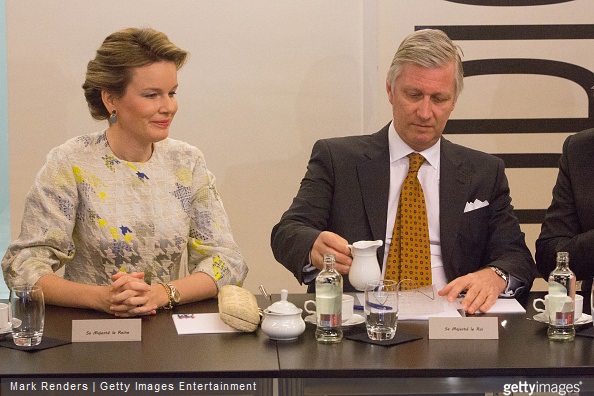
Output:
[82,27,189,120]
[386,29,464,99]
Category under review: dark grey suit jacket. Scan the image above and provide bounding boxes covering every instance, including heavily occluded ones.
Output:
[536,128,594,307]
[271,123,537,292]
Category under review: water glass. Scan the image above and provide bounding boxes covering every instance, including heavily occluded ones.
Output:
[364,279,398,341]
[0,302,10,330]
[10,285,45,346]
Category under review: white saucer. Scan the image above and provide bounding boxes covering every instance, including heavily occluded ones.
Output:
[533,312,593,325]
[304,313,365,327]
[0,318,21,335]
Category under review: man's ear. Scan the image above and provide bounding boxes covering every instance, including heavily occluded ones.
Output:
[386,82,394,104]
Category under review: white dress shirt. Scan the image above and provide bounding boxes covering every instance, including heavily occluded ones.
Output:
[381,122,448,289]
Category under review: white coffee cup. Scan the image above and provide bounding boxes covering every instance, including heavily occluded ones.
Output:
[304,294,354,323]
[533,293,583,322]
[0,303,10,329]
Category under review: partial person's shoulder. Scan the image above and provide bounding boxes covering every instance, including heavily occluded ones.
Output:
[320,133,375,146]
[315,128,387,154]
[47,131,108,158]
[565,128,594,150]
[442,138,503,167]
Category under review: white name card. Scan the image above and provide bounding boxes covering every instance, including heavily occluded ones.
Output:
[72,319,142,342]
[429,317,499,339]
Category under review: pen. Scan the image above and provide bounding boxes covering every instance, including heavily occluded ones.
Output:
[355,302,394,310]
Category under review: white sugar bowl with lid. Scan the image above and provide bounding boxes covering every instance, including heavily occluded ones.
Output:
[261,289,306,341]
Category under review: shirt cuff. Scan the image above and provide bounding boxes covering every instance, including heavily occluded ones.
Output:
[302,252,319,284]
[500,273,524,297]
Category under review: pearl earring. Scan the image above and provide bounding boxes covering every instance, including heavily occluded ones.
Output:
[109,110,117,124]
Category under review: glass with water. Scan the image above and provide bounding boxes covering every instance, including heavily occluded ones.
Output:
[10,285,45,346]
[364,279,398,340]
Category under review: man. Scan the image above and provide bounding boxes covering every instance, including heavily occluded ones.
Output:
[271,29,536,314]
[536,128,594,313]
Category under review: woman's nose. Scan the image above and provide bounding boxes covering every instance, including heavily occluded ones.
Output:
[160,96,177,113]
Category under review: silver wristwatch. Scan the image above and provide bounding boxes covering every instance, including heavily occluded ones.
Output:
[489,266,509,288]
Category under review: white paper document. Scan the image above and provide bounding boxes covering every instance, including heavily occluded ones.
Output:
[356,285,461,320]
[356,286,524,320]
[398,288,462,320]
[486,298,526,314]
[172,313,241,335]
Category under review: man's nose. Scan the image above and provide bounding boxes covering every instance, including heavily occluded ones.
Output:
[416,97,432,119]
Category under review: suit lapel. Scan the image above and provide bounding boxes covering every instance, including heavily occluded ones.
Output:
[439,138,472,270]
[357,126,390,253]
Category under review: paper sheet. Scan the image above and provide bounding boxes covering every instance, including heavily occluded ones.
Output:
[356,285,461,321]
[355,290,525,320]
[172,313,241,335]
[485,298,526,314]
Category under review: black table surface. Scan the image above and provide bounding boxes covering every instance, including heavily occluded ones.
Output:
[276,292,594,378]
[0,297,278,378]
[1,292,593,380]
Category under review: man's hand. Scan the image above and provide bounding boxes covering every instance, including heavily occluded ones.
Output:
[311,231,352,274]
[438,268,506,314]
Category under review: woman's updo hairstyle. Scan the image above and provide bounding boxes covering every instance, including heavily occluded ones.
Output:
[82,27,188,120]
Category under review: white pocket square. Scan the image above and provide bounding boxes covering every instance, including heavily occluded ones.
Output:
[464,199,489,213]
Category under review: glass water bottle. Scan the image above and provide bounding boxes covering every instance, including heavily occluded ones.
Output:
[547,251,576,341]
[315,253,343,343]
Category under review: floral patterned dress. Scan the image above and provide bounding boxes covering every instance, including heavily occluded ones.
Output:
[2,130,248,289]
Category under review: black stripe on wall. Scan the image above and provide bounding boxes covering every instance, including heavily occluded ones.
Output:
[444,0,574,5]
[446,0,574,7]
[417,24,594,40]
[444,118,591,134]
[493,153,561,168]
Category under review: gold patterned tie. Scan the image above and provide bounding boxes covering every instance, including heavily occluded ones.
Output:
[385,153,432,289]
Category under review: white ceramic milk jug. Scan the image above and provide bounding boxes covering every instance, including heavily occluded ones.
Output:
[347,240,383,291]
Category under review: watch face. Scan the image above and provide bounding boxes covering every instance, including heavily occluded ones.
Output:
[170,285,181,303]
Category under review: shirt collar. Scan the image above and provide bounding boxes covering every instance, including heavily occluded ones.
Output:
[388,121,440,170]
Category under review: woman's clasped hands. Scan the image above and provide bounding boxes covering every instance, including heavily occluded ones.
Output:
[108,271,160,317]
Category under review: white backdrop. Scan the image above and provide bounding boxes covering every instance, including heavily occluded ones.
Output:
[0,0,8,298]
[4,0,594,296]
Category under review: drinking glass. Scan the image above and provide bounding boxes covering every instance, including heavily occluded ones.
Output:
[364,279,398,340]
[10,285,45,346]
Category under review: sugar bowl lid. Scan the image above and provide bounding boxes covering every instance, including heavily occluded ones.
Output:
[265,289,301,315]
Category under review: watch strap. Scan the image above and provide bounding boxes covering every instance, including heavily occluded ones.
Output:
[489,266,509,288]
[159,282,174,310]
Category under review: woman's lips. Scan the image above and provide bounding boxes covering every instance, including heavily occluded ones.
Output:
[152,120,170,127]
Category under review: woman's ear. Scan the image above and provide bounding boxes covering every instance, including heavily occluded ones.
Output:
[101,90,115,112]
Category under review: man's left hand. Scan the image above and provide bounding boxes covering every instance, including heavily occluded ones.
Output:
[438,268,506,314]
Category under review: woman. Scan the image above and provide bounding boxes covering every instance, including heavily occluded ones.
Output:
[2,28,248,317]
